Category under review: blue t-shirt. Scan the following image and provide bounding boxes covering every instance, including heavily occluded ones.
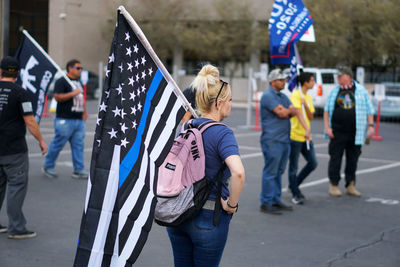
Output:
[260,87,292,144]
[192,118,239,201]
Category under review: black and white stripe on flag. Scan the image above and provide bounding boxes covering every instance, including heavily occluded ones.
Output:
[73,7,188,267]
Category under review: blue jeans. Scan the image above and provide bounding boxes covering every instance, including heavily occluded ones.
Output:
[167,209,232,267]
[44,118,85,171]
[260,141,290,206]
[288,140,318,196]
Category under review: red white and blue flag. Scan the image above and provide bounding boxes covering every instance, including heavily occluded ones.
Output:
[73,8,187,266]
[269,0,313,66]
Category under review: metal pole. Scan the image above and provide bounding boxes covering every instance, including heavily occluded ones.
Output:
[246,67,253,128]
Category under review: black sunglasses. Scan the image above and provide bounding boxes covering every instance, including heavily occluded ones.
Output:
[215,79,228,107]
[72,66,83,70]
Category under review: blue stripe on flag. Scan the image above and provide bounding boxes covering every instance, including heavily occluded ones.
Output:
[119,69,163,188]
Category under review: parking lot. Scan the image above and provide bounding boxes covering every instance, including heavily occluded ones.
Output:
[0,100,399,267]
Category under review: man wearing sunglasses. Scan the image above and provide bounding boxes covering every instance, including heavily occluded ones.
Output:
[43,59,88,179]
[259,69,296,215]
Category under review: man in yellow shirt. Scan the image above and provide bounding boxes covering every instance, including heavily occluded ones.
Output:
[288,72,318,204]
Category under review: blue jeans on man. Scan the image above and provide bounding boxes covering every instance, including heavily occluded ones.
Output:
[44,118,85,172]
[288,140,318,197]
[260,141,290,206]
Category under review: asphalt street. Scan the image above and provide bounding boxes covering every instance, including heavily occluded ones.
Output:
[1,100,399,267]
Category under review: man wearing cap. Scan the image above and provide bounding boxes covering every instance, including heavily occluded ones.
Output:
[0,56,48,239]
[324,66,375,197]
[259,69,296,214]
[43,59,88,179]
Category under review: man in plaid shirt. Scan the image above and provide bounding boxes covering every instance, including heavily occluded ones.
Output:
[323,67,375,197]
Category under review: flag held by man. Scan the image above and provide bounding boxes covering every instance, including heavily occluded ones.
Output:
[268,0,313,66]
[15,31,58,122]
[73,7,188,267]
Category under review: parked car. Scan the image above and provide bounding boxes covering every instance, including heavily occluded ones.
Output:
[47,70,100,99]
[281,67,339,114]
[372,82,400,118]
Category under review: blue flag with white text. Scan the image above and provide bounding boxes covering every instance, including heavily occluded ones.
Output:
[74,10,186,267]
[269,0,313,65]
[15,35,57,122]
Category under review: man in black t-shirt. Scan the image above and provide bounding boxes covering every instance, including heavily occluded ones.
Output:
[43,59,88,179]
[0,56,48,239]
[323,67,375,197]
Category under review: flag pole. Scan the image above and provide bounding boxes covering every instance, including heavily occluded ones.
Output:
[294,44,310,150]
[118,6,198,118]
[22,30,77,90]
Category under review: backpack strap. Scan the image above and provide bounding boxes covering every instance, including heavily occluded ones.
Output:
[197,119,225,134]
[211,162,227,226]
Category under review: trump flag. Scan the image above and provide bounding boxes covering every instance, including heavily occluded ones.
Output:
[269,0,313,65]
[73,7,188,266]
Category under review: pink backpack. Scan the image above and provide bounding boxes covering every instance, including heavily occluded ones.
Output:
[155,119,226,227]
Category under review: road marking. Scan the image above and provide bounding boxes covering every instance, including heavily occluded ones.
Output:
[365,197,399,205]
[282,161,400,192]
[29,148,93,158]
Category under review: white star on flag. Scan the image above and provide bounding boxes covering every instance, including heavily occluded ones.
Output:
[141,84,146,93]
[133,44,138,53]
[128,76,134,86]
[96,139,101,147]
[108,53,114,63]
[137,102,142,111]
[121,108,127,119]
[129,91,136,101]
[141,56,146,65]
[132,120,137,129]
[136,73,139,82]
[121,123,128,133]
[112,106,121,117]
[125,32,130,41]
[130,106,137,115]
[105,90,110,98]
[134,59,139,68]
[118,63,124,72]
[96,117,101,125]
[108,128,117,139]
[116,84,123,95]
[126,47,132,57]
[127,62,133,72]
[121,138,129,148]
[148,67,153,76]
[105,69,110,77]
[99,102,107,112]
[141,71,146,80]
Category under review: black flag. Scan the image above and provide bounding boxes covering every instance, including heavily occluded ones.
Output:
[15,33,58,122]
[74,8,186,266]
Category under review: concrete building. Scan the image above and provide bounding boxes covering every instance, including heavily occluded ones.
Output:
[1,0,274,101]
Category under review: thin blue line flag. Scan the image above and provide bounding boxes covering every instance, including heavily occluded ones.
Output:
[73,10,186,266]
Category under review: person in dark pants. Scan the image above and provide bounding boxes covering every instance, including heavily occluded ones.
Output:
[259,69,296,215]
[288,72,318,204]
[323,67,375,197]
[0,56,48,239]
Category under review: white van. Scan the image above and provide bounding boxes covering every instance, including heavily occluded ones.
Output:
[281,68,339,112]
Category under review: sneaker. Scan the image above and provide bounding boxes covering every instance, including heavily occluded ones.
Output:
[346,181,361,197]
[8,230,37,239]
[260,204,282,215]
[72,170,88,179]
[298,190,306,200]
[0,224,7,233]
[42,167,58,178]
[273,202,293,211]
[329,183,342,197]
[291,195,304,205]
